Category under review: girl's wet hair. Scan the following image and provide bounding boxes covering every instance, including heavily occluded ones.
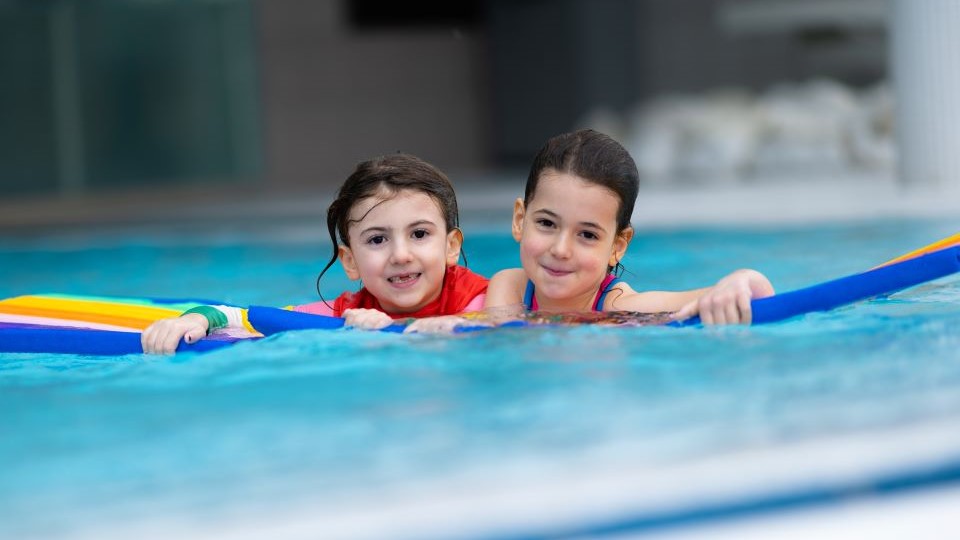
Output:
[524,129,639,234]
[524,129,640,273]
[317,153,461,298]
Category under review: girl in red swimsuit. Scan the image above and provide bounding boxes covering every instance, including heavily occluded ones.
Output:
[142,154,487,353]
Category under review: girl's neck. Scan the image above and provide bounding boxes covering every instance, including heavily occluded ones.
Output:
[534,288,600,312]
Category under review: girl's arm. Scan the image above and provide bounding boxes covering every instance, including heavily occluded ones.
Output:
[141,305,249,354]
[141,312,211,354]
[605,284,708,313]
[673,269,774,324]
[342,308,395,330]
[607,269,774,325]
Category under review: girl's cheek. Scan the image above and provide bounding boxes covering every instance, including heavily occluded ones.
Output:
[590,248,612,272]
[519,240,538,259]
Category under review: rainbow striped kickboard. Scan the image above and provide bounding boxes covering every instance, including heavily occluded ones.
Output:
[1,244,959,356]
[0,295,262,355]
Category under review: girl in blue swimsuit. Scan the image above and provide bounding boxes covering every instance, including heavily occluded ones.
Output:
[484,129,775,322]
[523,274,620,312]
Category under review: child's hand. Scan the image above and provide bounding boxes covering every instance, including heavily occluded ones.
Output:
[342,308,394,330]
[404,315,477,334]
[673,269,774,325]
[141,313,209,354]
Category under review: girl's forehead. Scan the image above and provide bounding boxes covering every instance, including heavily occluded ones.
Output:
[531,171,620,209]
[348,189,445,224]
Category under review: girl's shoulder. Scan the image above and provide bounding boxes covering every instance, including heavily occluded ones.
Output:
[608,278,637,294]
[599,278,635,310]
[485,268,528,307]
[489,268,527,286]
[448,264,490,285]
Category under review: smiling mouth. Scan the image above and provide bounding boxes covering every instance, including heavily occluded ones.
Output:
[542,266,572,277]
[388,273,422,285]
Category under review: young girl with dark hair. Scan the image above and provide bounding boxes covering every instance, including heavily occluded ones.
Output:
[142,154,488,353]
[484,128,774,323]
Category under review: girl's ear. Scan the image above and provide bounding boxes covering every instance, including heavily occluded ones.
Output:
[338,245,361,280]
[445,228,464,266]
[511,198,525,242]
[609,226,634,268]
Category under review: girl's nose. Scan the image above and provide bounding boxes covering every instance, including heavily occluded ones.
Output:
[550,232,573,259]
[390,239,414,264]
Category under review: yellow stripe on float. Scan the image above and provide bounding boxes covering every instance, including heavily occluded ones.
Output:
[0,295,183,330]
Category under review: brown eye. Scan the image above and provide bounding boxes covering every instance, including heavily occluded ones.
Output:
[535,219,555,228]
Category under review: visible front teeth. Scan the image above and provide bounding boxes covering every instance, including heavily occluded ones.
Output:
[389,273,420,284]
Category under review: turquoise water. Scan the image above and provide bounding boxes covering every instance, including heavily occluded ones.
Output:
[3,219,960,538]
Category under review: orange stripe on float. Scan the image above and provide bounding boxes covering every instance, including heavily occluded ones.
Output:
[875,233,960,268]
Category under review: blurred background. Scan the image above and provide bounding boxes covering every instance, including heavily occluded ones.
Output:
[0,0,956,230]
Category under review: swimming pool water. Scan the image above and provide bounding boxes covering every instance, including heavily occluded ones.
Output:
[2,219,960,538]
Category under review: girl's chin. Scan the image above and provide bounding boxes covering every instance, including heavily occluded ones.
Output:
[379,295,431,314]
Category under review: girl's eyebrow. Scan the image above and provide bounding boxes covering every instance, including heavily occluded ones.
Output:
[533,208,607,232]
[407,219,437,228]
[358,225,389,236]
[533,208,560,220]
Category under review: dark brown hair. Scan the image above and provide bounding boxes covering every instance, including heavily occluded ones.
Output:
[317,153,460,297]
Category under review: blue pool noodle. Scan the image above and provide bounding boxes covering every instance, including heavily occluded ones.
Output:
[246,306,407,335]
[673,245,960,326]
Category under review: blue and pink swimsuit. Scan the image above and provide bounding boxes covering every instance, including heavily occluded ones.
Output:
[523,274,622,312]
